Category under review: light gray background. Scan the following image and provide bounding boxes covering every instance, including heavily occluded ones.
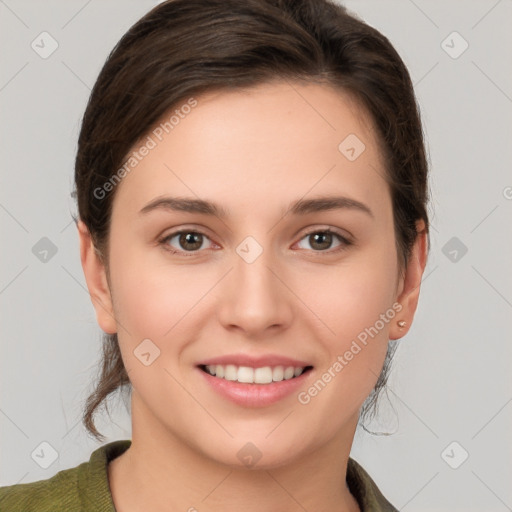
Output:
[1,1,511,510]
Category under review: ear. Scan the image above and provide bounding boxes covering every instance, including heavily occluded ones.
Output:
[389,219,428,340]
[77,220,117,334]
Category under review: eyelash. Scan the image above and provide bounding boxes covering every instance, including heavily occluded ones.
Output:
[158,227,353,257]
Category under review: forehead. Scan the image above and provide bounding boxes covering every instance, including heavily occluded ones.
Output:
[112,80,389,220]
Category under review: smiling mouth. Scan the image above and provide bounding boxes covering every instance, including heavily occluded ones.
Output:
[198,364,313,384]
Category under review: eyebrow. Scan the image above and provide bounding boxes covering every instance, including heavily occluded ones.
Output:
[139,195,374,219]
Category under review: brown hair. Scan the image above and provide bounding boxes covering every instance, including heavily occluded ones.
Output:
[72,0,430,441]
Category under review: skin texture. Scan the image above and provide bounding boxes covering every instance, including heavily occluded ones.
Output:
[78,81,428,512]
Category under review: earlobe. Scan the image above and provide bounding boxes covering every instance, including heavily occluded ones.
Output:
[389,219,428,340]
[77,220,117,334]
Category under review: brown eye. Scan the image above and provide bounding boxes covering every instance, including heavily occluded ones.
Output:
[296,229,352,253]
[161,230,212,254]
[309,232,334,251]
[177,232,204,251]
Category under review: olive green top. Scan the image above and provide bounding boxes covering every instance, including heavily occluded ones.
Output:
[0,440,398,511]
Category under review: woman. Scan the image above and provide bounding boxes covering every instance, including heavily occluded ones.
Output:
[0,0,429,510]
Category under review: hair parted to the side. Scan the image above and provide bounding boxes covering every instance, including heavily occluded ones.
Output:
[72,0,430,442]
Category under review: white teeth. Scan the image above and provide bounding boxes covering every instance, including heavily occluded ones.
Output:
[254,367,273,384]
[224,364,238,381]
[272,366,284,381]
[237,366,254,383]
[203,364,307,384]
[284,366,295,380]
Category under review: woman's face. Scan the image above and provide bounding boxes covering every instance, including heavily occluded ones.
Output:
[82,81,424,468]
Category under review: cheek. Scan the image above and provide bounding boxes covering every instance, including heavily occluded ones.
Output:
[109,226,398,363]
[302,244,398,344]
[109,244,214,340]
[108,251,211,400]
[110,229,398,345]
[296,244,398,401]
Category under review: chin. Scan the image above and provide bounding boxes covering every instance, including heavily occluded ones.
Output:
[196,430,314,471]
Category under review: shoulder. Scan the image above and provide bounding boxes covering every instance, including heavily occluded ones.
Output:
[347,457,399,512]
[0,463,83,511]
[0,440,131,512]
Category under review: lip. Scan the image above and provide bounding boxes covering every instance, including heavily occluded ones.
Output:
[196,356,314,408]
[197,354,312,368]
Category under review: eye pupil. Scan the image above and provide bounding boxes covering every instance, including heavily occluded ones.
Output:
[180,232,203,250]
[165,229,346,256]
[310,232,332,250]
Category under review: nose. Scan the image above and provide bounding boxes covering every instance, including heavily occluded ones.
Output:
[216,241,293,337]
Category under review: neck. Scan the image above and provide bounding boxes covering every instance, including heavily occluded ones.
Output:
[108,396,361,512]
